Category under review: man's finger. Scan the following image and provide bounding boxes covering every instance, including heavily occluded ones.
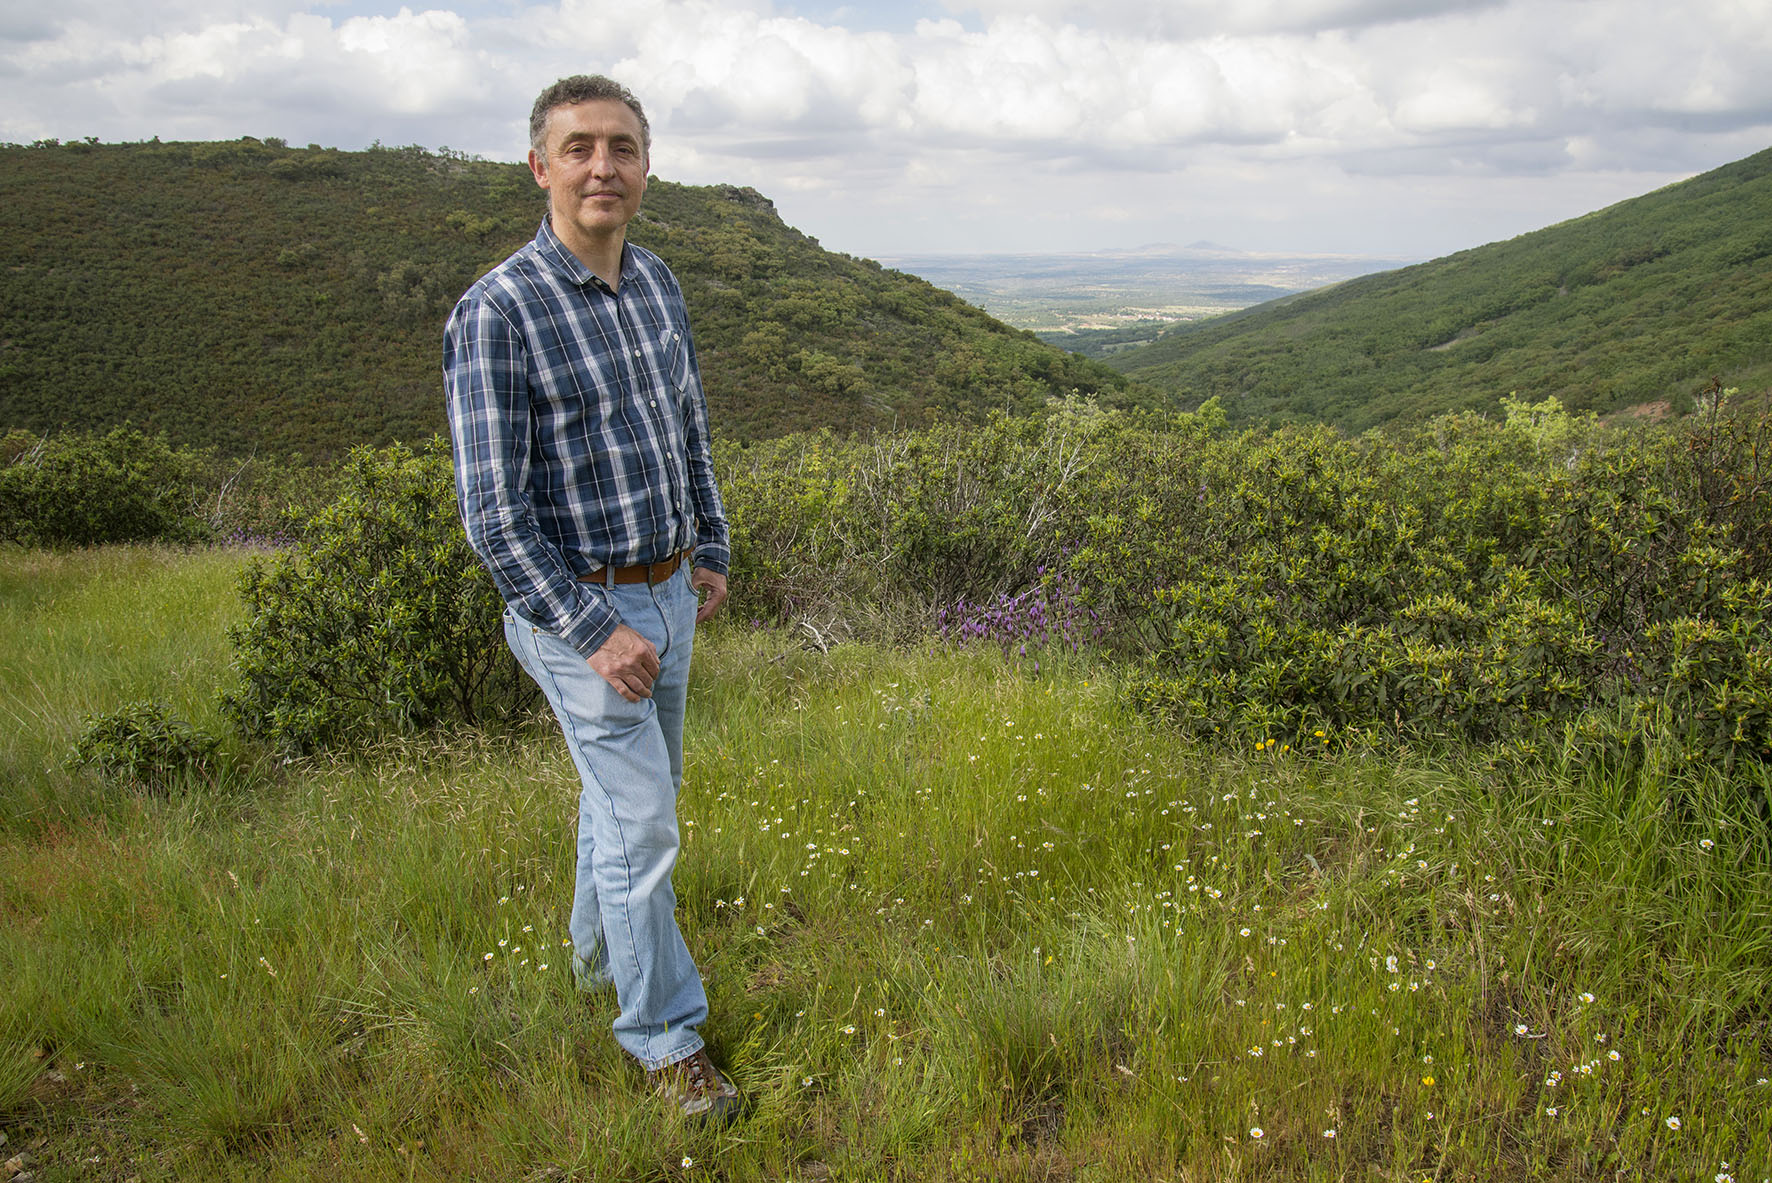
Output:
[691,567,728,624]
[612,668,652,701]
[589,623,659,700]
[620,660,655,698]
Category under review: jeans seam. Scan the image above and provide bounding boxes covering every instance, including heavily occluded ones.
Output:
[524,626,649,997]
[651,576,675,660]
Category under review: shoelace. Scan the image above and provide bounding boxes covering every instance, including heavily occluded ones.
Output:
[666,1051,715,1093]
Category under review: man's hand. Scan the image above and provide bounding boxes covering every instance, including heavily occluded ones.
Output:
[588,623,661,702]
[691,566,728,624]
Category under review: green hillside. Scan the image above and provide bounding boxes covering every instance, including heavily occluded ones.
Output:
[1110,146,1772,429]
[0,139,1149,457]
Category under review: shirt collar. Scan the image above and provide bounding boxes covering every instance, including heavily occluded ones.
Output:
[533,217,639,292]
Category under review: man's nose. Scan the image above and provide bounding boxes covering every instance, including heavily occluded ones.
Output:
[589,144,617,176]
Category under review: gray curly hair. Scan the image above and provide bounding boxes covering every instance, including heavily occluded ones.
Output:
[528,75,651,159]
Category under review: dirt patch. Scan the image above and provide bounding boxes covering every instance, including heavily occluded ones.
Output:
[1013,1098,1066,1149]
[1613,400,1672,422]
[1426,328,1481,352]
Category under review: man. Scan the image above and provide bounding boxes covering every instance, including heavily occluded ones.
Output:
[443,74,738,1119]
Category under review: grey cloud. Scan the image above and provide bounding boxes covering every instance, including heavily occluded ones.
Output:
[1262,0,1506,34]
[0,11,62,41]
[690,131,883,160]
[1636,108,1772,136]
[946,0,1506,38]
[1569,124,1772,176]
[668,84,878,138]
[1340,136,1577,178]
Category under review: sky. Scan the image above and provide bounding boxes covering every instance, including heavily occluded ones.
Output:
[5,0,1771,262]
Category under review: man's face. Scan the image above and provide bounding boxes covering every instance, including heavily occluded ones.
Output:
[528,98,649,250]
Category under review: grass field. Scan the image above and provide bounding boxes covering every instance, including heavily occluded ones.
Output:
[1,547,1769,1181]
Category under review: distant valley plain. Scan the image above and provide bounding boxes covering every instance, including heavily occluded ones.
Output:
[883,244,1411,357]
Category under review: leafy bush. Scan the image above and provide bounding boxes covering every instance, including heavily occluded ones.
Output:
[0,427,334,548]
[1636,566,1772,770]
[0,427,211,547]
[716,394,1772,779]
[65,701,221,791]
[716,429,867,627]
[853,412,1083,608]
[718,401,1120,636]
[1103,399,1772,771]
[223,439,531,753]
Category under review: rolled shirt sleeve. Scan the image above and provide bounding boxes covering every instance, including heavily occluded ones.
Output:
[676,307,730,577]
[444,290,623,657]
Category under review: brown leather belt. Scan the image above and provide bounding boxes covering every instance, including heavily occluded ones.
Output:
[577,549,693,587]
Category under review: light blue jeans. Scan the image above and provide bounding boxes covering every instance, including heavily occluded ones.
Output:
[503,565,707,1070]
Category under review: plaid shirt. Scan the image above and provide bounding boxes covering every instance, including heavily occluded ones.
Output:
[444,219,729,658]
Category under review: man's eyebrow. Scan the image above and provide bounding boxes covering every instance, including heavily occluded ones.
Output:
[558,129,642,149]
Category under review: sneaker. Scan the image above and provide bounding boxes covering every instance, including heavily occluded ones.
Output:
[649,1048,740,1120]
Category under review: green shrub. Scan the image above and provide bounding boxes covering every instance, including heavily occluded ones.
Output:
[1675,381,1772,580]
[711,396,1771,779]
[0,427,211,547]
[717,401,1124,635]
[858,411,1084,608]
[1105,402,1772,772]
[222,439,532,753]
[1637,571,1772,771]
[0,427,336,549]
[65,701,222,791]
[716,429,867,626]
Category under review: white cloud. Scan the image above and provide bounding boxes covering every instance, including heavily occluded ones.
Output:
[333,8,476,113]
[2,0,1768,258]
[625,12,908,134]
[4,5,499,145]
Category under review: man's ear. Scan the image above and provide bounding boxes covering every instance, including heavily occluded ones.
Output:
[527,148,550,191]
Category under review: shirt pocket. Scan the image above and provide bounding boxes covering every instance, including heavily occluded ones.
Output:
[659,327,691,394]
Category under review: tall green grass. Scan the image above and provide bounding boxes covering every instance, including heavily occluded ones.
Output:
[0,544,252,830]
[2,548,1768,1180]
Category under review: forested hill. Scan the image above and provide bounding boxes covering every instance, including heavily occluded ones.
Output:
[1109,146,1772,430]
[0,139,1150,458]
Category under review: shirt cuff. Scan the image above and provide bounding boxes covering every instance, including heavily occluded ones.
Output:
[690,545,729,576]
[559,587,621,658]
